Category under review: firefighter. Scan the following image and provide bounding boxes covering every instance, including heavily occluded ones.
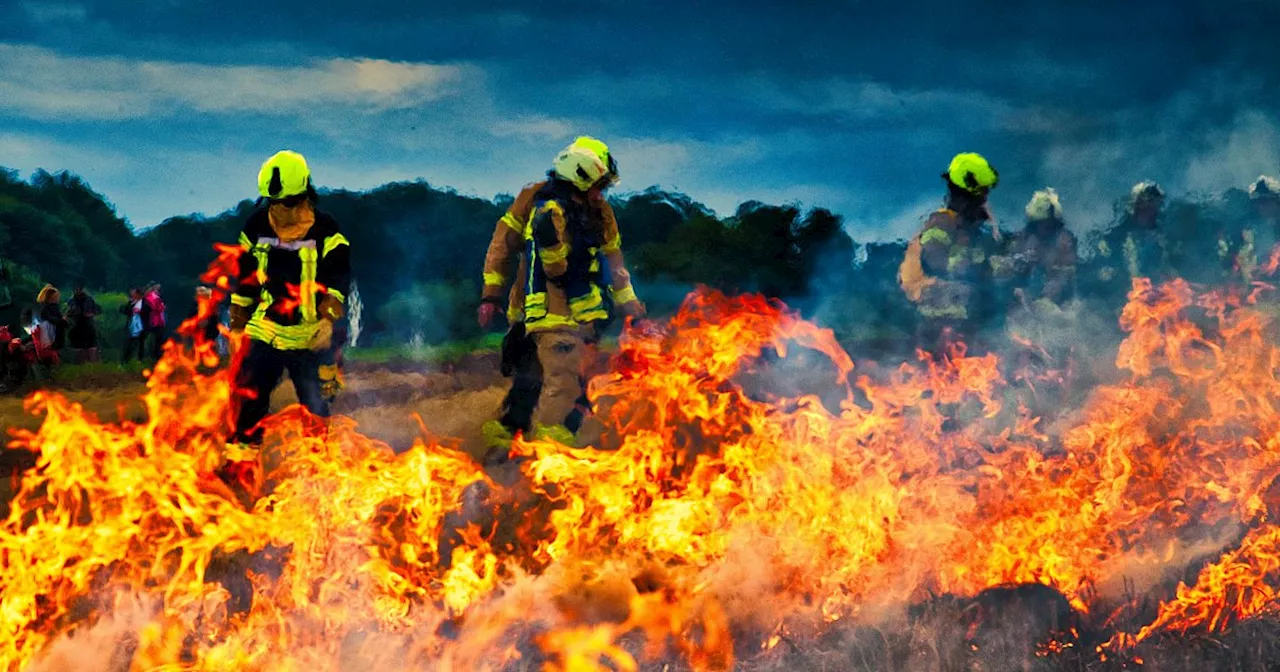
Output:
[898,152,1004,357]
[1233,175,1280,285]
[477,157,558,459]
[481,137,644,458]
[1091,181,1171,298]
[224,150,350,495]
[1003,188,1082,404]
[1008,188,1078,308]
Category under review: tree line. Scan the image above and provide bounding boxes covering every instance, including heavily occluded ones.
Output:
[2,165,1267,362]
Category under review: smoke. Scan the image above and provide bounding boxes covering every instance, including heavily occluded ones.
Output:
[26,594,157,672]
[1028,73,1280,236]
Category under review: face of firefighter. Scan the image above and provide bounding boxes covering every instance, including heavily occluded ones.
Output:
[1033,218,1059,238]
[586,184,607,207]
[1133,201,1161,227]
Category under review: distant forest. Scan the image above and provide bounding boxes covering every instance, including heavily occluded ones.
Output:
[0,167,1266,359]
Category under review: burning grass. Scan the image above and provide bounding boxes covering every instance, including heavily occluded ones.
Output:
[4,250,1280,671]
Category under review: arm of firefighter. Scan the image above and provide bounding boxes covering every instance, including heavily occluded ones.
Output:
[230,228,260,328]
[1043,231,1079,304]
[317,230,351,322]
[532,201,570,282]
[918,215,954,277]
[989,234,1027,280]
[600,205,638,305]
[482,209,527,301]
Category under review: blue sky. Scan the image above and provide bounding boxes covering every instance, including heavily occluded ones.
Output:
[1,0,1278,240]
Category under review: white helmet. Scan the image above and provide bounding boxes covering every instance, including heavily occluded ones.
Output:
[1127,180,1165,213]
[553,138,615,192]
[1248,175,1280,201]
[1025,187,1063,222]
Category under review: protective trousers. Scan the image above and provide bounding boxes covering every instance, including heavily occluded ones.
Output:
[531,330,592,434]
[498,323,542,435]
[233,339,330,446]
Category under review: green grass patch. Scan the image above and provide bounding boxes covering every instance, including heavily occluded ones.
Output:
[8,360,150,392]
[346,333,505,365]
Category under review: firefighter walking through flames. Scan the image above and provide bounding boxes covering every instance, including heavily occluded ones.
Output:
[477,137,645,459]
[899,152,1004,357]
[1232,175,1280,286]
[224,150,351,493]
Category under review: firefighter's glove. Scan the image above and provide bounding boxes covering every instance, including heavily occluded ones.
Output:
[319,364,343,400]
[478,298,502,329]
[620,299,647,320]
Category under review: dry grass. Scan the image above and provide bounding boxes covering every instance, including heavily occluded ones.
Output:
[0,356,508,459]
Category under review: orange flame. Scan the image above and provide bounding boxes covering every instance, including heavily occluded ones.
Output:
[6,257,1280,669]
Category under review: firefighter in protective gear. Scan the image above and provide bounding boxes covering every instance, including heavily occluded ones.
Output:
[482,137,642,457]
[1091,181,1171,297]
[225,150,350,492]
[899,152,1003,357]
[1008,188,1078,307]
[1232,175,1280,285]
[478,137,623,455]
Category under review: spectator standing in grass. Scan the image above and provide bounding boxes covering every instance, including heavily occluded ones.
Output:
[36,285,67,353]
[120,287,146,364]
[65,284,102,364]
[143,282,167,361]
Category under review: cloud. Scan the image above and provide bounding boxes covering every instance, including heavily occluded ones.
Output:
[1181,111,1280,196]
[489,117,576,141]
[20,0,87,24]
[0,43,471,121]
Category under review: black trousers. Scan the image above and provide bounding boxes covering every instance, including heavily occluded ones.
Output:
[146,326,166,361]
[121,334,146,363]
[233,340,329,445]
[498,324,542,434]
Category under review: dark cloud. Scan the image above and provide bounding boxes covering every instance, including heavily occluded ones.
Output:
[1,0,1278,236]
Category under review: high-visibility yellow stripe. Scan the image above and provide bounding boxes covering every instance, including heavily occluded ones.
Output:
[299,246,319,323]
[613,285,637,305]
[501,212,524,234]
[541,244,569,265]
[921,228,951,246]
[327,288,345,303]
[524,291,548,320]
[322,233,350,258]
[484,271,506,287]
[239,232,252,250]
[230,294,255,307]
[601,234,622,253]
[224,443,261,462]
[506,304,524,324]
[246,317,322,350]
[252,241,270,286]
[525,313,579,332]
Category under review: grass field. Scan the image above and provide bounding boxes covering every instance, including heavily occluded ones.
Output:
[0,347,509,461]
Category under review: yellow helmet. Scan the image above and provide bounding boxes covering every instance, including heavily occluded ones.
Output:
[1025,187,1063,222]
[945,152,999,195]
[554,136,618,191]
[258,150,312,200]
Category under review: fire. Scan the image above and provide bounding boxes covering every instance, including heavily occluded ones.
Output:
[5,253,1280,669]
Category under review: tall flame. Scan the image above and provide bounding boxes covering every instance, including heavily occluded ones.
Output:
[4,255,1280,670]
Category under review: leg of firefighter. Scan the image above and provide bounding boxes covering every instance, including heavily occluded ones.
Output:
[224,340,286,505]
[483,325,542,466]
[531,329,587,445]
[285,348,332,459]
